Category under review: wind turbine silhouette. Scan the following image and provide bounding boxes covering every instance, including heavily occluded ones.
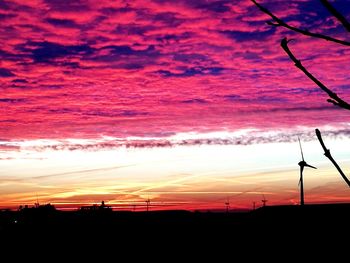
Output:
[297,137,317,206]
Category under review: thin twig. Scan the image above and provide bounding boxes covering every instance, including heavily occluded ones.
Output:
[315,129,350,187]
[320,0,350,33]
[281,38,350,110]
[251,0,350,46]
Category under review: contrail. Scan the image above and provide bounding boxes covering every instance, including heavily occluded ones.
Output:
[30,164,134,180]
[128,170,232,197]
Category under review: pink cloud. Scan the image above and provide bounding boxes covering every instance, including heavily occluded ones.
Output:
[0,0,349,141]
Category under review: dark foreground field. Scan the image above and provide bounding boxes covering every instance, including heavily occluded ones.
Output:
[1,203,350,252]
[2,203,350,234]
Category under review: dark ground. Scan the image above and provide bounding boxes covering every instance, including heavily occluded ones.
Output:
[1,203,349,255]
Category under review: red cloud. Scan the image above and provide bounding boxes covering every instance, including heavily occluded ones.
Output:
[0,0,349,140]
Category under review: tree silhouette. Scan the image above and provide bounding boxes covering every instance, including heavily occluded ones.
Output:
[252,0,350,109]
[252,0,350,187]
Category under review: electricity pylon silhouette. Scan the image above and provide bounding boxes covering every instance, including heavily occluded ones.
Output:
[146,198,150,212]
[261,194,268,207]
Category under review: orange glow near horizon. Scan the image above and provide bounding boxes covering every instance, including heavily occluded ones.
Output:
[2,134,350,211]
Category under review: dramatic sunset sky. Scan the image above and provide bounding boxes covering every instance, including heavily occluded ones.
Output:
[1,0,350,210]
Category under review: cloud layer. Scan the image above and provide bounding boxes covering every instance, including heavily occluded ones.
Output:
[1,0,350,141]
[2,126,350,152]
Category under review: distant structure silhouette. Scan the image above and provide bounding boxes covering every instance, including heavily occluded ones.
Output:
[253,201,256,210]
[146,198,150,212]
[35,193,40,208]
[225,198,230,213]
[19,203,56,212]
[297,137,317,206]
[261,195,268,207]
[80,201,111,212]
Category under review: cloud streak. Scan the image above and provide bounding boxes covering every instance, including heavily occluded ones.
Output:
[2,127,350,152]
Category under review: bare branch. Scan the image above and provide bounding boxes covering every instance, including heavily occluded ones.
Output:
[315,129,350,187]
[251,0,350,46]
[281,38,350,110]
[266,21,280,27]
[320,0,350,33]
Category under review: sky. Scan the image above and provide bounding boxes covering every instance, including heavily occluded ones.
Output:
[1,0,350,211]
